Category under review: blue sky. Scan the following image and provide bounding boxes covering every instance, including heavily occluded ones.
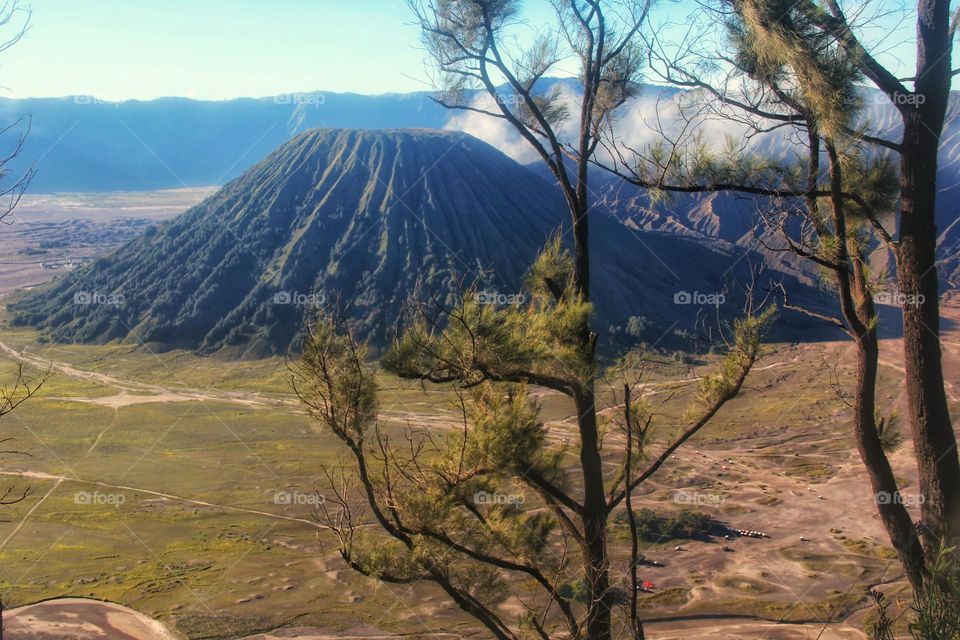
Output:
[2,0,438,99]
[2,0,919,101]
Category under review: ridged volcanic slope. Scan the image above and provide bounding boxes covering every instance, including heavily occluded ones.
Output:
[13,128,799,355]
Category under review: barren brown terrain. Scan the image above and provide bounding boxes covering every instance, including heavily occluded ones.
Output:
[0,188,215,293]
[0,191,957,639]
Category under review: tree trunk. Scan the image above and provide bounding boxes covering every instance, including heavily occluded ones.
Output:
[826,140,930,588]
[571,197,591,302]
[852,329,928,589]
[898,0,960,548]
[624,384,645,640]
[575,387,612,640]
[897,160,960,548]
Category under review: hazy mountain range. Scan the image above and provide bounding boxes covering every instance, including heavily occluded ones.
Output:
[5,82,958,354]
[0,91,449,192]
[11,128,824,355]
[3,80,957,290]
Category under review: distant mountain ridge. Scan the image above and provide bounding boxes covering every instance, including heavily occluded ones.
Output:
[0,91,450,192]
[4,81,953,288]
[11,128,823,355]
[6,81,954,193]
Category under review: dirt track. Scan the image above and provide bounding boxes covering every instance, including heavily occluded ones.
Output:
[0,597,868,640]
[4,598,184,640]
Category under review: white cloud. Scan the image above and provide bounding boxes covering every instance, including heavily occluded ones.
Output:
[442,85,581,164]
[443,83,797,165]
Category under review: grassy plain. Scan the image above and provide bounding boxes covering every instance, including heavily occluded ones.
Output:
[0,296,956,638]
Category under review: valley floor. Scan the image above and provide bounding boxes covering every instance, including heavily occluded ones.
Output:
[0,299,955,639]
[0,191,958,639]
